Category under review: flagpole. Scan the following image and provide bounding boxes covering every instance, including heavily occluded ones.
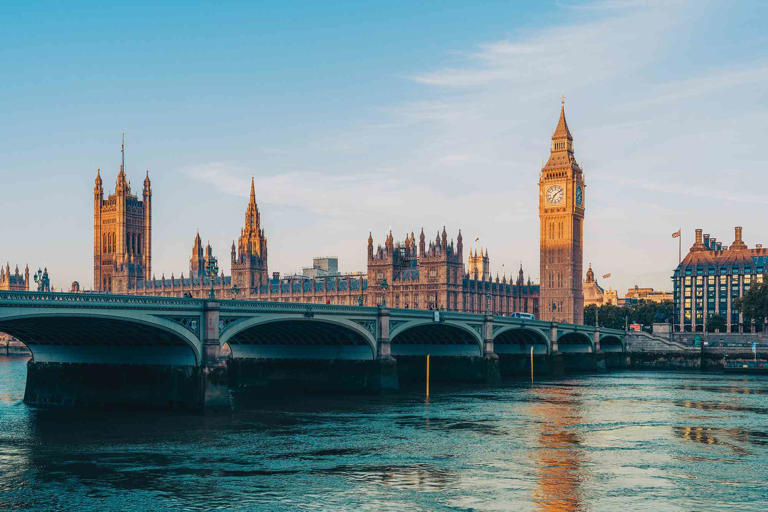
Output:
[678,227,681,265]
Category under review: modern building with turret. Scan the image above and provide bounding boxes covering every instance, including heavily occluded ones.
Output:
[673,226,767,333]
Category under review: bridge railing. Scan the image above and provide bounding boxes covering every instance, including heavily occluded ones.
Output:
[222,300,379,315]
[0,291,203,309]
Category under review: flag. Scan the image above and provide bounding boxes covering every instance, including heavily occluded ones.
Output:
[602,273,611,279]
[672,230,681,238]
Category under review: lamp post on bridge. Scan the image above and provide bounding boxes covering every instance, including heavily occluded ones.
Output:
[486,293,492,316]
[206,257,219,300]
[231,284,240,299]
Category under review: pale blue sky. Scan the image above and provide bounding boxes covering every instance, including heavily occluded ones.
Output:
[1,0,767,292]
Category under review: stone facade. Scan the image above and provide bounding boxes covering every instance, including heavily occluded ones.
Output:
[104,177,539,316]
[625,286,673,303]
[673,226,767,333]
[539,101,585,323]
[0,263,29,291]
[582,264,605,308]
[93,138,151,293]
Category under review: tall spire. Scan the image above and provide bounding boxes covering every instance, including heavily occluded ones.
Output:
[249,177,256,204]
[116,133,128,190]
[552,96,572,142]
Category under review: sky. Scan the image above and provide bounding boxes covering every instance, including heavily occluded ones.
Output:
[1,0,767,293]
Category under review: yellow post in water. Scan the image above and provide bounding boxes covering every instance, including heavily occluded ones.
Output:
[426,354,430,399]
[530,346,534,384]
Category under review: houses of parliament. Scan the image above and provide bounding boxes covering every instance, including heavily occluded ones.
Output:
[92,103,586,322]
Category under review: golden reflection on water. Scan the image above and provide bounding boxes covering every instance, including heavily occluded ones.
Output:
[530,386,584,512]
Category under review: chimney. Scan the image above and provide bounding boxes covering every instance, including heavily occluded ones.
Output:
[732,226,747,250]
[757,244,763,250]
[703,233,710,248]
[272,272,280,280]
[710,237,716,250]
[695,229,703,245]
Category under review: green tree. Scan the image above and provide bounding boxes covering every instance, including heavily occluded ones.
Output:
[707,314,726,333]
[736,279,768,326]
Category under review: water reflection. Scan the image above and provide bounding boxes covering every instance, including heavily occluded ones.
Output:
[676,400,768,415]
[674,425,768,453]
[315,463,457,491]
[530,386,585,512]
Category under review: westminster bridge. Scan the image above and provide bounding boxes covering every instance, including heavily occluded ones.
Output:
[0,291,626,410]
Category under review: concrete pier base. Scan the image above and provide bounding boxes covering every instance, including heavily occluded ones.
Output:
[605,352,630,369]
[498,354,555,377]
[561,353,601,372]
[396,355,494,385]
[23,361,223,410]
[484,354,500,386]
[228,358,398,394]
[201,365,233,411]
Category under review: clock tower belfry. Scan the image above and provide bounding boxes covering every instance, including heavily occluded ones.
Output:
[539,99,585,324]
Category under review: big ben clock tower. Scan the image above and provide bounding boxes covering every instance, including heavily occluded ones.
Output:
[539,99,585,324]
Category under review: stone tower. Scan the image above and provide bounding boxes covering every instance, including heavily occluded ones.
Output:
[231,178,269,291]
[467,247,490,281]
[539,100,585,323]
[93,136,152,292]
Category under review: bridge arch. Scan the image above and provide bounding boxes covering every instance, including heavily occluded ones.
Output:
[599,334,625,352]
[390,320,483,357]
[220,314,377,360]
[557,331,594,353]
[0,310,202,365]
[492,325,551,355]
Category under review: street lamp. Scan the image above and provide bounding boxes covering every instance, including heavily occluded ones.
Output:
[206,257,219,300]
[486,293,492,315]
[357,294,364,307]
[379,279,389,307]
[231,284,240,299]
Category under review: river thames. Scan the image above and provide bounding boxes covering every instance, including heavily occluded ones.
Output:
[1,357,767,511]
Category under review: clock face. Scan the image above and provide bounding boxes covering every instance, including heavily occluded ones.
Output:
[546,185,564,205]
[575,185,583,206]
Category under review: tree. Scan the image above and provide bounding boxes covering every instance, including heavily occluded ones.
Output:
[707,314,726,333]
[736,279,768,326]
[584,300,673,329]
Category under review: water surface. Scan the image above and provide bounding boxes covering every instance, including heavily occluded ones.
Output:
[1,357,767,511]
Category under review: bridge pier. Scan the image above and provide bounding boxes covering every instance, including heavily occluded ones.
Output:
[200,301,232,411]
[483,315,500,385]
[375,307,399,391]
[24,361,206,409]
